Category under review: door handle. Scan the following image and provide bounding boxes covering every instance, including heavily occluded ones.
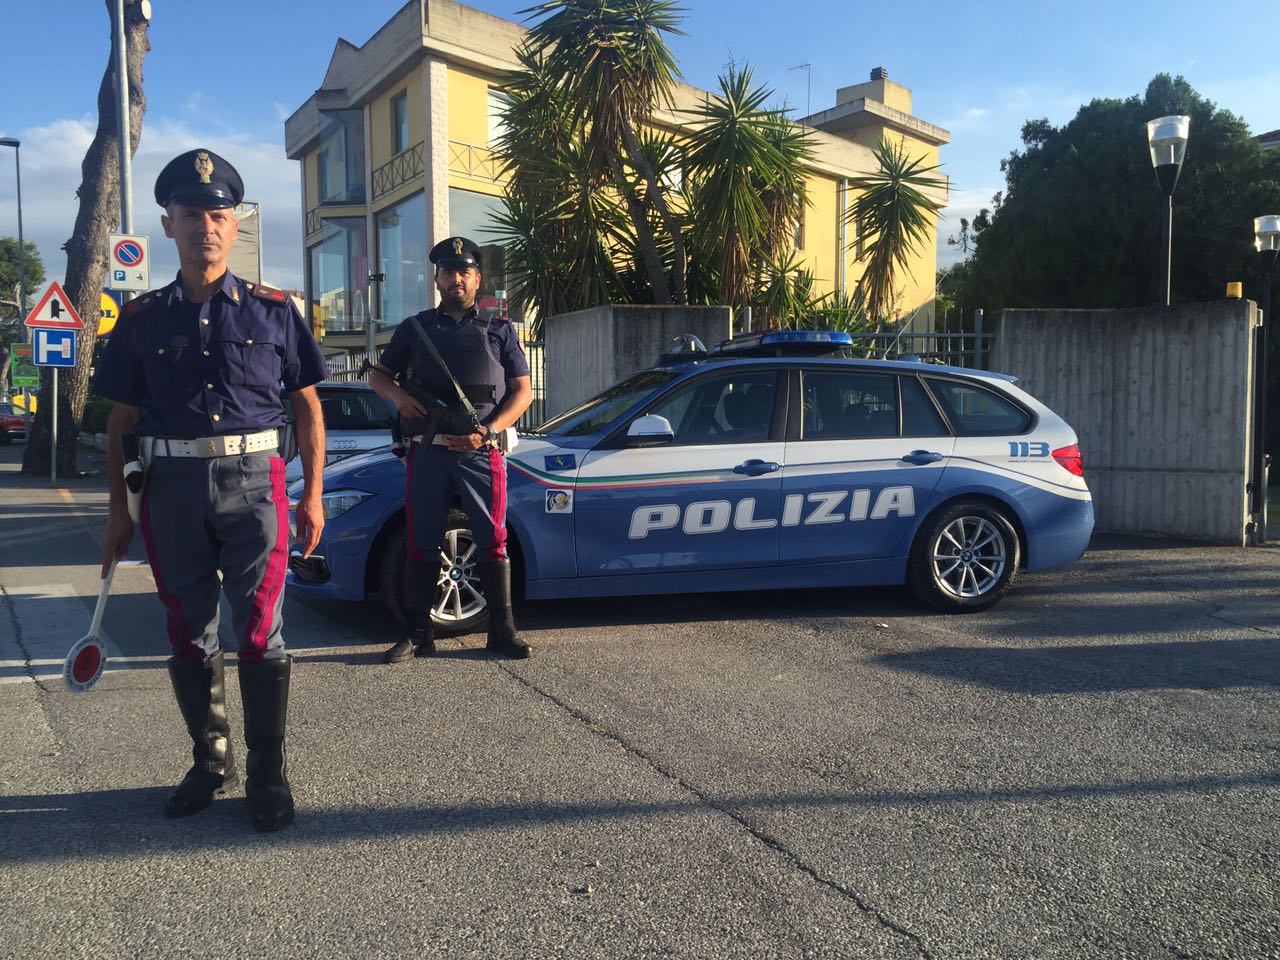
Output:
[900,450,944,465]
[733,459,781,476]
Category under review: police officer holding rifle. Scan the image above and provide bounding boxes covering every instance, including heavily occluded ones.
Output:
[95,149,328,832]
[369,236,532,663]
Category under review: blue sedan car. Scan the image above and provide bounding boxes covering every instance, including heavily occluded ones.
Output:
[286,331,1094,634]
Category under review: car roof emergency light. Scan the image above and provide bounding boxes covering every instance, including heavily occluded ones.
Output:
[712,329,855,357]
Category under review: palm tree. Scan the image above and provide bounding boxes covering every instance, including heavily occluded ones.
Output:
[491,44,630,330]
[846,137,946,324]
[684,66,814,312]
[521,0,688,303]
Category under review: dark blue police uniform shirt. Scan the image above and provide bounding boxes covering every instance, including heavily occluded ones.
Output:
[93,271,329,438]
[377,307,530,383]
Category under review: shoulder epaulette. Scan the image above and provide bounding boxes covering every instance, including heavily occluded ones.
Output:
[121,290,160,318]
[246,282,289,304]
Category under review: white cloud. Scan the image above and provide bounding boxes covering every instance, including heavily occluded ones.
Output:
[0,115,304,295]
[939,106,991,132]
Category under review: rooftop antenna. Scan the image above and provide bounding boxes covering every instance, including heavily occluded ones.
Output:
[788,62,811,117]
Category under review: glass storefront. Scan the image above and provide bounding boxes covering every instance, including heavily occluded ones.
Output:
[318,109,366,204]
[376,192,429,326]
[308,217,369,334]
[449,187,522,324]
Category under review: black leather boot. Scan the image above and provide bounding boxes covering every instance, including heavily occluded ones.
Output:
[385,561,438,662]
[479,560,531,659]
[238,656,295,832]
[165,652,238,818]
[382,622,436,662]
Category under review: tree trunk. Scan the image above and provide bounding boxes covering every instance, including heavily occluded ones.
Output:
[21,1,149,478]
[620,123,687,304]
[608,155,671,305]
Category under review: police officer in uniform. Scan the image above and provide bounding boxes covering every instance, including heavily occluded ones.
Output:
[369,236,533,662]
[96,149,329,832]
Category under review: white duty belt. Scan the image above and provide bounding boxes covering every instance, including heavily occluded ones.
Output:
[143,428,280,459]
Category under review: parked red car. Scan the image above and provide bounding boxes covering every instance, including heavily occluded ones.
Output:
[0,402,27,444]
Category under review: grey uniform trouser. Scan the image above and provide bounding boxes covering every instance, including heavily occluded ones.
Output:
[140,453,290,664]
[404,441,509,571]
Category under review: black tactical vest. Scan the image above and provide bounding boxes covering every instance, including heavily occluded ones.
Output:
[406,309,507,422]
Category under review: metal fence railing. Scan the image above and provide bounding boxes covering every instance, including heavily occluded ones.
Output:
[845,309,993,369]
[323,340,548,430]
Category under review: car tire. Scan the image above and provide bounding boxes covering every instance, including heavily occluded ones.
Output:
[907,500,1020,613]
[377,509,490,637]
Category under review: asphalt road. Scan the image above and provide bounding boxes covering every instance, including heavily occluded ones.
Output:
[1,441,1278,959]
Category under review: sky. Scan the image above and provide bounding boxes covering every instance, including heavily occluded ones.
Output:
[1,0,1278,297]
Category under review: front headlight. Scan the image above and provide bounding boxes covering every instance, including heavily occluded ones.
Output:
[288,489,374,521]
[319,489,374,519]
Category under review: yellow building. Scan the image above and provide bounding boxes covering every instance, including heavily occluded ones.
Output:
[284,0,950,353]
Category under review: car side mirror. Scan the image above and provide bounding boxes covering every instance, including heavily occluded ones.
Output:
[626,414,675,447]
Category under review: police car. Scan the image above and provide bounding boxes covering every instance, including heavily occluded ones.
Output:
[286,330,1093,633]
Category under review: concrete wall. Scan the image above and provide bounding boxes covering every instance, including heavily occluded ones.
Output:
[993,302,1258,545]
[544,306,733,418]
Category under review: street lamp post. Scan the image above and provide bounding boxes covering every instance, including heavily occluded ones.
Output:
[0,137,24,323]
[1146,115,1190,306]
[1252,215,1280,543]
[0,137,27,432]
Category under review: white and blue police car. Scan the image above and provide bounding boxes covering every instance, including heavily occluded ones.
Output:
[286,330,1093,633]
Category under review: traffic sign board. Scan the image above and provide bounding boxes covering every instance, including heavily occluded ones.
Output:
[24,281,85,330]
[10,343,38,387]
[33,329,78,367]
[108,233,150,291]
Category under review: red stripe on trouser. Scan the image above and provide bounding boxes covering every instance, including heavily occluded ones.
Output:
[242,456,288,663]
[405,444,427,562]
[486,446,507,562]
[139,485,201,663]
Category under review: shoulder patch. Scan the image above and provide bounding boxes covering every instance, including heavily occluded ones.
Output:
[120,291,159,318]
[249,284,289,304]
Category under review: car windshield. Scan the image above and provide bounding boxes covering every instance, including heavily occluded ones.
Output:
[532,370,680,437]
[283,388,397,430]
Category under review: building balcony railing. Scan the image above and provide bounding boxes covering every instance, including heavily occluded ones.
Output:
[305,206,322,238]
[372,142,426,201]
[448,140,503,183]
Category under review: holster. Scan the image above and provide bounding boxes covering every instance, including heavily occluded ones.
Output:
[121,433,145,524]
[278,423,299,462]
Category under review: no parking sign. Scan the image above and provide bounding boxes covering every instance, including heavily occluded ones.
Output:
[107,233,150,291]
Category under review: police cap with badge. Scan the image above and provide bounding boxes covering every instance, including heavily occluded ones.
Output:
[155,148,244,209]
[429,236,482,272]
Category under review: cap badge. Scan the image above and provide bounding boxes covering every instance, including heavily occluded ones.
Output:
[194,151,214,185]
[453,238,464,256]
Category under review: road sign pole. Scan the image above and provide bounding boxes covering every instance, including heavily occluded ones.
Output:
[51,366,57,484]
[114,0,132,237]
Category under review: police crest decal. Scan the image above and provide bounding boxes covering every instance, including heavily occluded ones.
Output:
[545,489,573,514]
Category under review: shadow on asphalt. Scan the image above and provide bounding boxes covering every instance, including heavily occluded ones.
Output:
[5,766,1280,862]
[875,636,1280,693]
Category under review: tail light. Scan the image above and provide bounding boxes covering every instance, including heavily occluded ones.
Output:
[1052,443,1084,476]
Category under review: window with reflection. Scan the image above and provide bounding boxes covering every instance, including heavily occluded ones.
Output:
[376,192,428,326]
[801,370,898,440]
[391,92,409,155]
[449,187,521,324]
[307,217,368,334]
[317,109,366,204]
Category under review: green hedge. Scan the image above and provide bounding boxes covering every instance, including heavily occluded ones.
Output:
[81,398,114,434]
